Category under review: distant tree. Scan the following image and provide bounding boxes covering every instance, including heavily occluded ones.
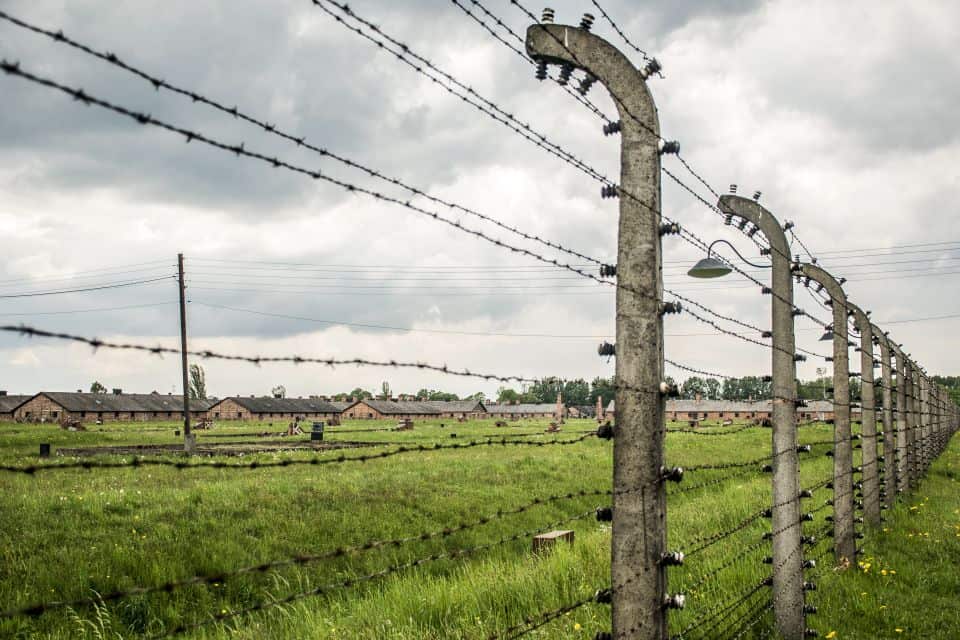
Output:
[188,364,207,400]
[529,377,564,403]
[90,381,107,394]
[465,391,486,402]
[380,381,392,400]
[721,377,740,400]
[497,387,520,403]
[704,377,721,401]
[427,390,459,401]
[589,376,616,405]
[681,376,707,400]
[271,384,286,399]
[932,375,960,406]
[561,379,590,406]
[331,387,373,401]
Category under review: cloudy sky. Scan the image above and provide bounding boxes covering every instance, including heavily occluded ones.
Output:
[1,0,958,399]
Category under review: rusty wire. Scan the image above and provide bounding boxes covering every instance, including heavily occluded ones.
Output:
[149,507,597,638]
[1,488,609,620]
[0,430,601,475]
[447,0,613,123]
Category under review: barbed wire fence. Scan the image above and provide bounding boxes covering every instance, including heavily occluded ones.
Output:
[0,4,958,640]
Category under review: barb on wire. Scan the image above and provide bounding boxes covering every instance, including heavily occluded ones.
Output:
[151,508,596,638]
[0,432,600,475]
[1,488,609,619]
[0,324,538,384]
[0,6,615,269]
[448,0,612,123]
[0,15,833,357]
[665,358,736,381]
[588,0,650,60]
[669,464,763,495]
[667,424,760,436]
[675,154,721,199]
[488,593,596,639]
[670,577,769,640]
[683,508,766,557]
[0,54,617,288]
[313,0,611,184]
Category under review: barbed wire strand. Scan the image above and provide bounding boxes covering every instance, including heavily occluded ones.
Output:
[1,489,609,619]
[150,508,597,638]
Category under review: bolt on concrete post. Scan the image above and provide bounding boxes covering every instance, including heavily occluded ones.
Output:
[892,347,908,494]
[849,304,879,525]
[719,196,805,640]
[525,20,666,640]
[873,326,896,509]
[798,264,855,564]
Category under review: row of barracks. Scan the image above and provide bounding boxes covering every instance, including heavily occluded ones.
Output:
[0,390,560,423]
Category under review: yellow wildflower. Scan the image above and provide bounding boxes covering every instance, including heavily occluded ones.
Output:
[825,632,837,639]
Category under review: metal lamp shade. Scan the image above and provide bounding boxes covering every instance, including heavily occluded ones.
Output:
[687,257,732,279]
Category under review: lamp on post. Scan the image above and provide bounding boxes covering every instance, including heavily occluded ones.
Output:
[687,239,769,279]
[691,196,807,640]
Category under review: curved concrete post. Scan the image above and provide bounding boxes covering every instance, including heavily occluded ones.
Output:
[526,22,665,639]
[891,345,910,494]
[872,325,896,509]
[848,304,879,525]
[920,373,930,474]
[798,263,855,564]
[905,360,918,488]
[718,195,805,640]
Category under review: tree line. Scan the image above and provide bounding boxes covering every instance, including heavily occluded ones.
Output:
[85,368,960,406]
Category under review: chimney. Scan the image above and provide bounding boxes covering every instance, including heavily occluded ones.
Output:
[77,389,82,393]
[112,388,122,395]
[0,390,6,396]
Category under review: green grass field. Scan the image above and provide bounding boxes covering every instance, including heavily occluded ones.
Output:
[0,417,956,639]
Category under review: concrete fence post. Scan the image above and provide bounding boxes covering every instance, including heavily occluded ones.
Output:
[920,375,930,474]
[873,326,896,509]
[849,304,879,525]
[720,196,805,640]
[525,17,667,639]
[905,362,918,488]
[893,347,909,494]
[797,264,855,564]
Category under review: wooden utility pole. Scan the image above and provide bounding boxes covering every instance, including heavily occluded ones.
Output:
[177,253,194,453]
